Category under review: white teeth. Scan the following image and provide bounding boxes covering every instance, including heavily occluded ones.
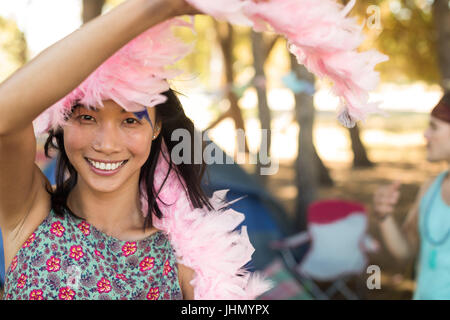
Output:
[87,159,124,171]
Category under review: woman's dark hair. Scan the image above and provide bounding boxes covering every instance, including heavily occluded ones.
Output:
[44,89,213,230]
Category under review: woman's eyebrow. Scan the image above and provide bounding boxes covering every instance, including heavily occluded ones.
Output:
[72,104,94,111]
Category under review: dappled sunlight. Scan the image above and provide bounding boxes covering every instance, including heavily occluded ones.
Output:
[190,115,430,166]
[363,130,426,147]
[178,82,442,170]
[314,126,352,163]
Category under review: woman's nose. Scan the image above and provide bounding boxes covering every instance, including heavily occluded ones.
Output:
[424,128,431,142]
[92,123,122,154]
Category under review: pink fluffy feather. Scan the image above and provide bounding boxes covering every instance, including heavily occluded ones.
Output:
[30,8,274,301]
[141,141,273,299]
[33,18,193,136]
[186,0,389,128]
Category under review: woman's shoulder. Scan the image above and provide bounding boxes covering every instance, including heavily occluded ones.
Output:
[419,173,443,198]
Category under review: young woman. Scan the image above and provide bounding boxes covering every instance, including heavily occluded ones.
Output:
[0,0,269,300]
[373,92,450,299]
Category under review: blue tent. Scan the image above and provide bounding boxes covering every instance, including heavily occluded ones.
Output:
[200,142,294,271]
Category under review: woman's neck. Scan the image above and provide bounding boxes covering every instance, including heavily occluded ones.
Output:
[66,178,146,237]
[441,167,450,206]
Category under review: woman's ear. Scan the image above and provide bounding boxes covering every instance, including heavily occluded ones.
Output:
[152,120,162,140]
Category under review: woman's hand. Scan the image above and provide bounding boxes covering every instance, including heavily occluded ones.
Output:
[373,181,401,219]
[166,0,202,17]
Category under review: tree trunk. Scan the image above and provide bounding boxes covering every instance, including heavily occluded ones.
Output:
[215,22,250,154]
[314,147,334,186]
[291,55,319,231]
[433,0,450,90]
[349,125,374,168]
[340,0,374,167]
[82,0,105,24]
[251,31,272,182]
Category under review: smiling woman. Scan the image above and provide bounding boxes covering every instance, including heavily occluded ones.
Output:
[0,0,270,300]
[44,90,209,234]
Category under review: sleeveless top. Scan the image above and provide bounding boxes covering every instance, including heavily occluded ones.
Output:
[2,208,183,300]
[414,170,450,300]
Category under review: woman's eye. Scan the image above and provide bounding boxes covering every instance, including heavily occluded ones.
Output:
[79,115,95,122]
[124,118,139,125]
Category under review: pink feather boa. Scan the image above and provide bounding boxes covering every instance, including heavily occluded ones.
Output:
[31,15,272,300]
[29,0,389,298]
[33,18,194,136]
[141,141,273,299]
[186,0,389,128]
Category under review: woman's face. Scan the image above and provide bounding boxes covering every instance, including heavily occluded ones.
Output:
[424,116,450,162]
[63,100,160,193]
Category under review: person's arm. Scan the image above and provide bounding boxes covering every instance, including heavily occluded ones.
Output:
[0,0,194,135]
[373,179,432,263]
[400,178,433,256]
[0,0,196,232]
[178,263,195,300]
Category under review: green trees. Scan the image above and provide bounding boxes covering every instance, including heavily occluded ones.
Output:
[0,16,27,82]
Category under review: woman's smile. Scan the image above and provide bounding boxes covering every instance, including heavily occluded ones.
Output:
[85,157,129,176]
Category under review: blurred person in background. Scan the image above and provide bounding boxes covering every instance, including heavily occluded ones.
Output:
[373,92,450,299]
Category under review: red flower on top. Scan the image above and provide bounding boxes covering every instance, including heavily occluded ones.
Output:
[97,277,112,293]
[46,256,61,272]
[122,242,137,257]
[139,257,155,272]
[69,245,84,261]
[163,260,173,276]
[77,221,91,236]
[10,256,18,272]
[29,289,44,300]
[59,287,76,300]
[17,274,27,289]
[50,221,65,237]
[147,287,160,300]
[22,233,36,248]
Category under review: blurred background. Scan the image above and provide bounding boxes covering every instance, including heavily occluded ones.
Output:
[1,0,450,300]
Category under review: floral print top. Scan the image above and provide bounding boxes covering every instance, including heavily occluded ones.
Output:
[2,208,183,300]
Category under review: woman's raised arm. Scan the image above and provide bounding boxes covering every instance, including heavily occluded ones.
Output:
[0,0,194,135]
[0,0,195,233]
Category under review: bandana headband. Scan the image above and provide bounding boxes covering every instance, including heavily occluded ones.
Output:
[431,92,450,123]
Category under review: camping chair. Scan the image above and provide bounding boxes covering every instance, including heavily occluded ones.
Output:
[271,199,379,300]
